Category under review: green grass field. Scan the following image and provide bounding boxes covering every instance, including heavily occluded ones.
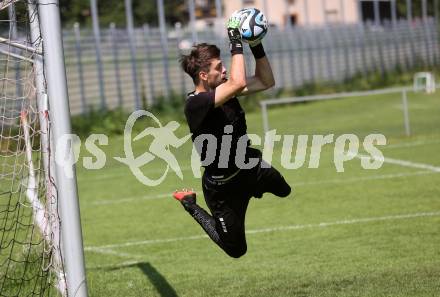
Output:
[76,90,440,297]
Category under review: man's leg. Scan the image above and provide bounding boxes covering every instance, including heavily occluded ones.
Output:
[247,148,292,198]
[205,191,249,258]
[256,163,291,198]
[173,190,223,250]
[173,188,249,258]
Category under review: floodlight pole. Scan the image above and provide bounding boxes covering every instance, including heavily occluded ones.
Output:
[90,0,106,110]
[109,23,123,108]
[262,0,268,20]
[142,24,156,106]
[356,0,363,23]
[215,0,222,18]
[73,23,87,114]
[304,0,310,26]
[391,0,397,26]
[339,0,345,23]
[421,0,428,21]
[157,0,171,100]
[434,0,439,25]
[284,0,292,28]
[373,0,380,26]
[175,22,187,96]
[435,0,439,24]
[406,0,412,22]
[125,0,141,109]
[188,0,198,43]
[321,0,328,24]
[38,1,88,296]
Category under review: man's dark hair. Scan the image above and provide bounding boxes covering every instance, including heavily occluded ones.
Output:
[180,43,221,85]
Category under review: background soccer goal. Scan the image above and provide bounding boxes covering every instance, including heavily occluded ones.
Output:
[260,85,439,138]
[1,1,88,296]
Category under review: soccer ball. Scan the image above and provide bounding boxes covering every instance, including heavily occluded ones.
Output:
[237,8,268,43]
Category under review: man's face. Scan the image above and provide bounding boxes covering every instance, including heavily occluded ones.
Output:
[205,58,227,89]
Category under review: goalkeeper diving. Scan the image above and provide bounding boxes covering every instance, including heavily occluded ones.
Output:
[174,9,292,258]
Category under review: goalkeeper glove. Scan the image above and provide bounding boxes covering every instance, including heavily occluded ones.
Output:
[227,11,244,55]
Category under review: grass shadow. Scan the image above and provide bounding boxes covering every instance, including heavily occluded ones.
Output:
[98,261,179,297]
[137,262,179,297]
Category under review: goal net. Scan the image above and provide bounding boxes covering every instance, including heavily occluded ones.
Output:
[1,1,65,295]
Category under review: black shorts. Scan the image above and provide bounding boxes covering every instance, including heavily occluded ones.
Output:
[201,148,291,255]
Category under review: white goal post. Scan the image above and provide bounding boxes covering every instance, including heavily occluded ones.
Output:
[260,86,439,138]
[413,72,436,94]
[1,1,88,296]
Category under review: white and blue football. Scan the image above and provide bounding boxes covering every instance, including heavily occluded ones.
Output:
[237,8,268,43]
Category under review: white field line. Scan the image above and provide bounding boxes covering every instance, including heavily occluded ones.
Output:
[392,103,434,110]
[351,153,440,172]
[85,234,210,251]
[89,170,438,206]
[85,211,440,253]
[293,170,437,185]
[384,139,440,149]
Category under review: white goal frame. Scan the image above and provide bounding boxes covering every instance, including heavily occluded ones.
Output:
[37,1,89,296]
[413,72,436,94]
[1,1,88,296]
[260,85,439,138]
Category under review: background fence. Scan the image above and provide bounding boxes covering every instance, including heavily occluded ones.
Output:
[61,18,439,115]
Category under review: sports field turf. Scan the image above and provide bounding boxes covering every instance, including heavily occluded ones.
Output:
[76,90,439,297]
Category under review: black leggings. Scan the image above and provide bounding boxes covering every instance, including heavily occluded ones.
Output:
[186,149,291,258]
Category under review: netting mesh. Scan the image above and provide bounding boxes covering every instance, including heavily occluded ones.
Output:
[1,1,63,296]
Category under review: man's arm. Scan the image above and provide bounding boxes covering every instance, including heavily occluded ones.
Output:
[239,43,275,96]
[214,12,246,107]
[214,53,246,107]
